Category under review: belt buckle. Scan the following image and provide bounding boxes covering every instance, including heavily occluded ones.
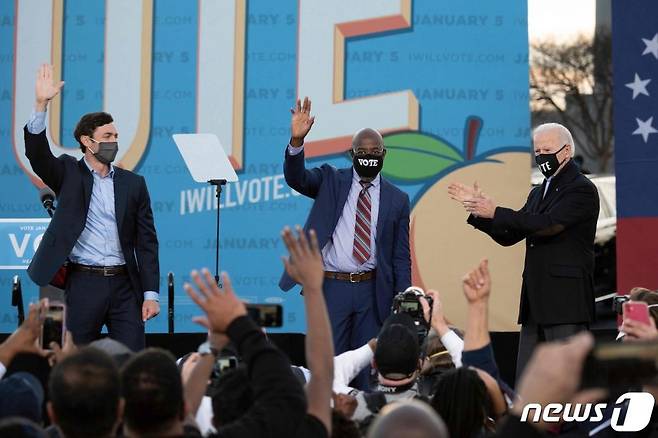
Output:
[349,272,359,283]
[103,266,111,277]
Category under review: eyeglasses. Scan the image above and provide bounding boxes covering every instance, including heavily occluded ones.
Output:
[353,148,385,157]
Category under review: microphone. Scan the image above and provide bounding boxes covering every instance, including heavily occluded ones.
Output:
[39,187,56,217]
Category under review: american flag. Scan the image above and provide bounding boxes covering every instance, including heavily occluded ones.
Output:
[612,0,658,292]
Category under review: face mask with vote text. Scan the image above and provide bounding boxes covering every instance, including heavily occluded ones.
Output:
[535,144,567,178]
[353,154,384,179]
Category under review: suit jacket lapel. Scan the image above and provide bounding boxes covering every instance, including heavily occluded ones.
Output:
[78,159,93,211]
[377,179,392,241]
[113,168,128,234]
[335,168,353,224]
[538,160,579,212]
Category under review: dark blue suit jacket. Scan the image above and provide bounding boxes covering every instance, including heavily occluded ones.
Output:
[279,148,411,322]
[23,126,159,302]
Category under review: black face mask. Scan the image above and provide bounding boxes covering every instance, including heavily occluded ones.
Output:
[353,153,384,179]
[89,138,119,165]
[535,144,567,178]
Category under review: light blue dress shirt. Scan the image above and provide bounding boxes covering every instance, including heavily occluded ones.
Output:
[27,111,158,301]
[288,144,380,272]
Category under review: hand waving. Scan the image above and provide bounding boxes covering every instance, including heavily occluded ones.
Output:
[35,64,64,109]
[290,97,315,146]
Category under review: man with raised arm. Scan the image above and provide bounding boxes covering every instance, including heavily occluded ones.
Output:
[279,97,411,389]
[24,64,160,351]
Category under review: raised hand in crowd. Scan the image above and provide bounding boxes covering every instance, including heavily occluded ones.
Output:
[282,225,325,292]
[462,260,493,366]
[185,269,247,334]
[0,300,46,368]
[290,97,315,147]
[184,268,307,437]
[462,259,491,304]
[621,316,658,342]
[282,225,334,435]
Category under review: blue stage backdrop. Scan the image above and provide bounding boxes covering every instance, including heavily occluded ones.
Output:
[0,0,530,333]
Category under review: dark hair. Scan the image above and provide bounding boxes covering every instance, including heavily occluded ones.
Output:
[121,348,184,435]
[629,288,658,326]
[211,365,253,428]
[48,347,120,438]
[73,112,113,153]
[0,417,46,438]
[331,410,360,438]
[430,367,490,438]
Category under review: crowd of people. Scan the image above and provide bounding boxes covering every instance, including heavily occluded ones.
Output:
[0,226,657,437]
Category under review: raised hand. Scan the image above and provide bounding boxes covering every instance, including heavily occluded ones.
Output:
[621,317,658,342]
[35,64,64,110]
[281,225,324,291]
[448,181,481,203]
[462,259,491,304]
[184,269,247,333]
[0,300,47,367]
[421,289,449,335]
[290,97,315,146]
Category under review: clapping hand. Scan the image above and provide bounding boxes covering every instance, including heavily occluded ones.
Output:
[448,182,497,219]
[448,181,481,203]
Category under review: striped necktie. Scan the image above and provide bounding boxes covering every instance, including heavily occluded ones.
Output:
[353,181,372,265]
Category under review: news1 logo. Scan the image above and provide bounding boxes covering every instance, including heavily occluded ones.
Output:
[520,392,655,432]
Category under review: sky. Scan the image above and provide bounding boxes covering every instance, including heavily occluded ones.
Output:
[528,0,597,43]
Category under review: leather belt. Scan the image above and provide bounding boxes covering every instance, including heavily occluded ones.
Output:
[69,263,127,277]
[324,270,375,283]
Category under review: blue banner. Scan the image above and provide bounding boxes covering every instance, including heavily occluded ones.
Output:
[0,0,530,333]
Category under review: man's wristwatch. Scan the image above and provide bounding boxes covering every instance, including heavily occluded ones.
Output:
[197,341,220,357]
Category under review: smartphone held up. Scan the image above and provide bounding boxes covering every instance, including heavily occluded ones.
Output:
[40,301,66,351]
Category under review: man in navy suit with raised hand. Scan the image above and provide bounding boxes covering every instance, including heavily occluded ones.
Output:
[279,97,411,387]
[24,64,160,351]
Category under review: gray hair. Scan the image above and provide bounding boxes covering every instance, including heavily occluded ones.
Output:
[533,123,576,157]
[367,400,449,438]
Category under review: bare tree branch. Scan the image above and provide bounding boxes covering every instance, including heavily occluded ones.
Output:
[530,32,614,172]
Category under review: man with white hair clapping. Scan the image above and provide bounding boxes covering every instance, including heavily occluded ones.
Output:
[448,122,600,382]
